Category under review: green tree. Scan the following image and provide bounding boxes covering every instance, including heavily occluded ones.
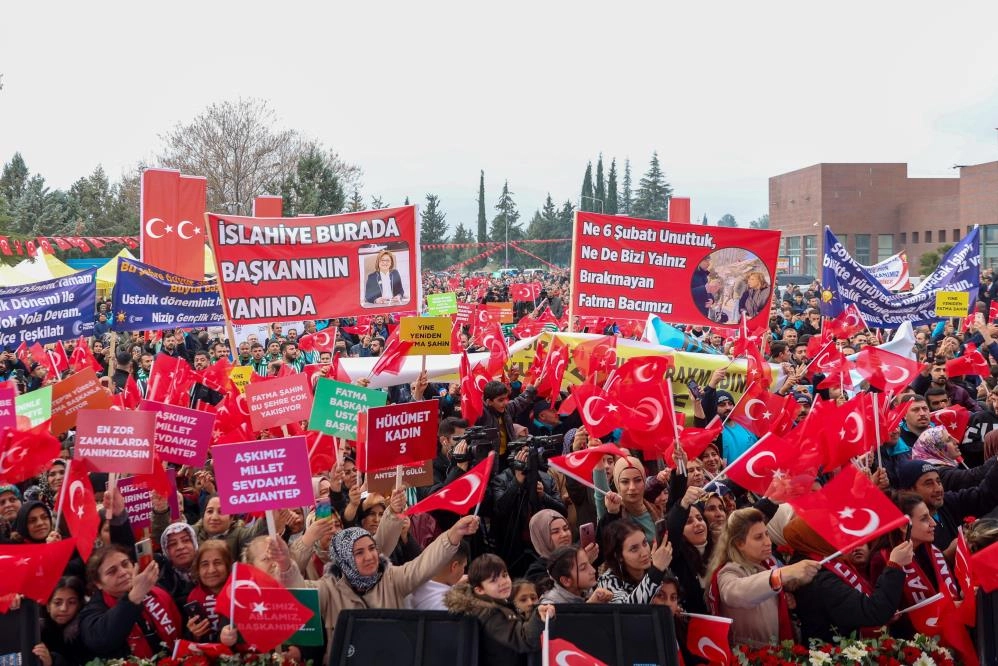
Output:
[594,154,605,213]
[476,170,487,245]
[68,166,115,236]
[919,243,953,275]
[527,194,561,264]
[621,159,633,215]
[749,214,770,229]
[404,196,410,206]
[701,213,708,225]
[631,152,671,221]
[346,188,364,212]
[420,194,450,270]
[605,159,619,214]
[0,153,29,204]
[553,200,575,266]
[489,180,522,249]
[370,195,387,209]
[452,223,476,267]
[580,162,594,212]
[279,147,346,216]
[717,214,737,227]
[12,175,74,235]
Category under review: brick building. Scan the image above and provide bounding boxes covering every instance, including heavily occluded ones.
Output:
[768,160,998,278]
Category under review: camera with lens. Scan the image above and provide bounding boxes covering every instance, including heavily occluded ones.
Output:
[507,434,563,472]
[451,425,498,464]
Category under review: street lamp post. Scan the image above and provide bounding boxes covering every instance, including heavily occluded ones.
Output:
[580,196,604,214]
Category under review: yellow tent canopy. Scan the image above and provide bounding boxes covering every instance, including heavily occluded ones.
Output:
[42,252,78,278]
[96,248,137,288]
[0,263,28,286]
[204,244,216,276]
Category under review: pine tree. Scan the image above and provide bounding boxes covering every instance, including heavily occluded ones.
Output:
[594,154,605,213]
[404,196,410,206]
[489,180,522,247]
[749,214,770,229]
[452,223,476,267]
[420,194,450,270]
[553,200,575,266]
[12,175,73,235]
[476,170,487,245]
[526,194,561,264]
[68,166,114,236]
[631,151,672,221]
[717,214,737,227]
[580,162,594,212]
[279,148,345,216]
[370,195,387,209]
[701,213,708,225]
[621,159,633,215]
[346,188,364,212]
[605,158,619,214]
[0,153,29,205]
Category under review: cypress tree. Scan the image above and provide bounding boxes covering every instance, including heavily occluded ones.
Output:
[606,159,619,214]
[621,159,633,215]
[476,170,487,245]
[580,162,594,212]
[594,154,605,213]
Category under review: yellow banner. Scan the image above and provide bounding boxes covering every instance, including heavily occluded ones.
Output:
[400,316,452,354]
[229,366,254,393]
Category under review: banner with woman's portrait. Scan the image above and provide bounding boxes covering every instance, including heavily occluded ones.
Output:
[569,212,781,330]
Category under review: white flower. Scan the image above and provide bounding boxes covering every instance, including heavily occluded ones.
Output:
[841,644,868,661]
[912,656,937,666]
[808,650,832,666]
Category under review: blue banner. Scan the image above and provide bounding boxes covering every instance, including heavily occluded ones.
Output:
[111,258,224,331]
[821,226,980,328]
[0,269,97,348]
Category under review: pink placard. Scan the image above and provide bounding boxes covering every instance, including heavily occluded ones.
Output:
[244,373,313,431]
[213,436,314,514]
[74,409,156,474]
[0,385,14,431]
[119,468,180,531]
[139,400,215,466]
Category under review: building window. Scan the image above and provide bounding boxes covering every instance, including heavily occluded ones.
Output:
[913,231,920,244]
[899,232,907,245]
[877,234,894,260]
[953,228,960,241]
[786,236,801,274]
[926,230,933,243]
[938,230,947,243]
[804,235,817,276]
[839,234,848,252]
[855,234,871,264]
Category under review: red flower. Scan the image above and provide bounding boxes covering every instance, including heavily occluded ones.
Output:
[791,644,808,656]
[880,638,896,651]
[157,660,180,666]
[182,657,210,666]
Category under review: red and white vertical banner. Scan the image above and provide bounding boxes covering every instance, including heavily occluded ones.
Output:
[140,168,207,281]
[253,195,284,217]
[668,197,691,224]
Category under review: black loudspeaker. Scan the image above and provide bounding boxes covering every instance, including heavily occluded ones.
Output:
[529,603,680,666]
[0,599,38,665]
[978,588,998,666]
[328,609,480,666]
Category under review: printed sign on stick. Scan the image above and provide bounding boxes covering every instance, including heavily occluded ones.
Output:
[139,400,214,466]
[308,378,388,440]
[213,436,315,514]
[74,409,157,474]
[51,369,113,435]
[244,373,313,431]
[356,400,439,472]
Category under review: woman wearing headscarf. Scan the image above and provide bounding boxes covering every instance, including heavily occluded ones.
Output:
[9,500,60,544]
[912,425,995,491]
[524,510,576,587]
[596,456,662,546]
[784,517,910,642]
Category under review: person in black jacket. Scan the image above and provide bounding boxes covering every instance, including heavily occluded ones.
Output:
[895,458,998,558]
[962,386,998,467]
[41,576,94,666]
[784,517,910,643]
[475,381,538,470]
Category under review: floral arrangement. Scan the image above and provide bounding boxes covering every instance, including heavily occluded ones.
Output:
[84,653,307,666]
[734,633,955,666]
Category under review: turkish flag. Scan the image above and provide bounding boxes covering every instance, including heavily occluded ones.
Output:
[511,318,547,339]
[904,592,980,666]
[536,337,569,401]
[934,405,971,444]
[406,452,494,516]
[818,392,883,471]
[571,335,617,383]
[59,459,99,560]
[305,430,336,476]
[825,304,866,339]
[729,383,796,438]
[536,306,562,329]
[70,335,104,373]
[299,328,336,354]
[0,538,78,610]
[547,444,627,488]
[954,529,976,627]
[215,563,315,653]
[905,592,948,635]
[199,356,234,393]
[743,344,771,388]
[970,538,998,593]
[788,466,908,553]
[0,420,62,485]
[14,342,29,368]
[657,417,724,464]
[807,328,834,358]
[174,640,233,658]
[854,346,924,393]
[480,323,510,375]
[509,282,541,302]
[805,339,849,381]
[121,374,142,410]
[730,313,767,357]
[547,638,607,666]
[140,168,206,281]
[946,350,990,378]
[0,236,10,256]
[725,432,819,499]
[604,354,673,395]
[370,331,413,376]
[989,301,998,323]
[616,381,680,445]
[460,352,488,426]
[573,384,631,438]
[28,342,59,378]
[146,353,195,405]
[36,237,53,254]
[50,342,71,376]
[131,452,172,499]
[684,613,734,665]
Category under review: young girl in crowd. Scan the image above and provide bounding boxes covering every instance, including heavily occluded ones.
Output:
[510,579,539,617]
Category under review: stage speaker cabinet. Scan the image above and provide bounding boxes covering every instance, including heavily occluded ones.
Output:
[978,588,998,666]
[328,609,480,666]
[528,603,680,666]
[0,599,39,665]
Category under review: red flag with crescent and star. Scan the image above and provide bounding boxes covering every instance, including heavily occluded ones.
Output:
[547,638,607,666]
[58,458,99,560]
[140,168,206,281]
[684,613,734,665]
[788,465,908,553]
[215,563,314,653]
[547,444,627,489]
[854,346,924,393]
[406,452,494,516]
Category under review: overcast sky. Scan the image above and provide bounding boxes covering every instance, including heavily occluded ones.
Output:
[2,1,998,233]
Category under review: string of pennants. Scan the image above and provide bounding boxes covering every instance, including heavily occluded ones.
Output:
[421,238,569,249]
[0,235,138,256]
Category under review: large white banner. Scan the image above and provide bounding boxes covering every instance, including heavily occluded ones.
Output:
[860,252,909,291]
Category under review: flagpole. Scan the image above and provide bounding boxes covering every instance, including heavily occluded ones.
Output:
[54,458,70,530]
[229,562,237,629]
[872,392,883,471]
[542,613,550,666]
[703,433,772,491]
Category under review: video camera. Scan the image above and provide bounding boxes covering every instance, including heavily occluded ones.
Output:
[451,425,499,464]
[507,434,563,473]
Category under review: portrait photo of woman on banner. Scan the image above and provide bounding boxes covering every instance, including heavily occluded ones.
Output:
[362,243,411,307]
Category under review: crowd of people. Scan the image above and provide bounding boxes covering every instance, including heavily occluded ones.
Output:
[2,266,998,665]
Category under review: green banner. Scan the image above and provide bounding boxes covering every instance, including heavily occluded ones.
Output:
[426,292,458,315]
[289,588,323,646]
[15,385,52,427]
[308,378,388,439]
